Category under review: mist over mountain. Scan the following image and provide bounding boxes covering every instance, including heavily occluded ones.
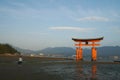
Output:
[14,47,36,54]
[37,47,75,56]
[14,46,120,57]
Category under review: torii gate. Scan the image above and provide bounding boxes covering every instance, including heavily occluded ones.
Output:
[72,37,103,61]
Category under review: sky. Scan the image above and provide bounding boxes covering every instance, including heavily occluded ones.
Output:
[0,0,120,50]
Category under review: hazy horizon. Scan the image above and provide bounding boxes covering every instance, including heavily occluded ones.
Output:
[0,0,120,50]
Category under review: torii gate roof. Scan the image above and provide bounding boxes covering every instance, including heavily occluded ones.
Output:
[72,37,104,42]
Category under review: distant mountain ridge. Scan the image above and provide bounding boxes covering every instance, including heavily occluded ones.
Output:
[14,47,36,54]
[98,46,120,56]
[37,47,75,56]
[14,46,120,57]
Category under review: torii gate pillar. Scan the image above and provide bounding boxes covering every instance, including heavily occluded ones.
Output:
[91,47,97,61]
[76,47,83,61]
[72,37,103,61]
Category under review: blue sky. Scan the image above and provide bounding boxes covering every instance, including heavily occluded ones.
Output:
[0,0,120,50]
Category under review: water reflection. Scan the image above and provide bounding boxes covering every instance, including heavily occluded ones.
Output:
[76,64,83,79]
[76,63,97,80]
[91,64,97,80]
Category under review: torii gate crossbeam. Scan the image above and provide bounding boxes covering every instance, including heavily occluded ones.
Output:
[72,37,104,61]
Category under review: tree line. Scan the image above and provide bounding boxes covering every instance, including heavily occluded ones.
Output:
[0,43,20,54]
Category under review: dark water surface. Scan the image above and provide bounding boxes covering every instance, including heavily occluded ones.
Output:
[0,56,120,80]
[38,61,120,80]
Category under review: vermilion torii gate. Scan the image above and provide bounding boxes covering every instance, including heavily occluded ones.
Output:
[72,37,103,61]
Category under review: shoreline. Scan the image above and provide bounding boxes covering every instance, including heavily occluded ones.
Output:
[0,55,120,64]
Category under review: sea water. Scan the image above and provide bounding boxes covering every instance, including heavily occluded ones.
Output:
[39,61,120,80]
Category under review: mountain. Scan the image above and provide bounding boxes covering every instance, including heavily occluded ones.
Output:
[37,47,75,56]
[0,43,20,54]
[14,47,36,54]
[14,46,120,57]
[38,46,120,57]
[98,46,120,56]
[82,46,120,56]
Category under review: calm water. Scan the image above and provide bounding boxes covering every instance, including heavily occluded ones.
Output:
[1,56,120,80]
[39,61,120,80]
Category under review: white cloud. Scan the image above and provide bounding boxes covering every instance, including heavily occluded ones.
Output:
[77,16,109,21]
[50,26,95,32]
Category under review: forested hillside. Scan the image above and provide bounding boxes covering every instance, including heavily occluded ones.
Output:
[0,43,20,54]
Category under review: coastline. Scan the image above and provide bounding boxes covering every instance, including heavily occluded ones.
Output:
[0,55,120,64]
